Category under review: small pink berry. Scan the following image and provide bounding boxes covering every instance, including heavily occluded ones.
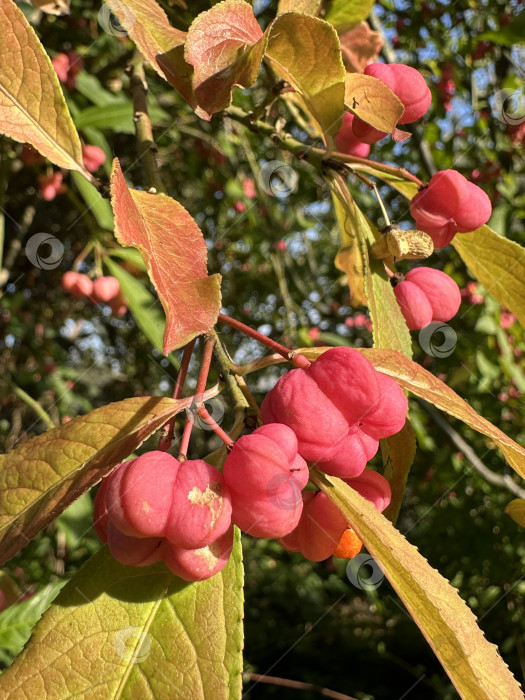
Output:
[82,145,106,173]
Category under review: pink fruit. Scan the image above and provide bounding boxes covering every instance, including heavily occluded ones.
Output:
[273,240,287,252]
[165,460,232,549]
[38,171,66,201]
[92,276,120,303]
[61,271,93,299]
[242,178,256,199]
[335,113,371,158]
[405,268,461,322]
[260,348,407,478]
[82,145,106,173]
[163,526,234,582]
[106,522,164,567]
[410,170,492,247]
[344,469,391,513]
[351,63,431,143]
[104,451,179,539]
[394,280,433,330]
[223,424,309,539]
[51,53,69,83]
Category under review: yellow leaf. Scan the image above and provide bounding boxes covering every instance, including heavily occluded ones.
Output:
[0,0,92,180]
[344,73,404,135]
[505,498,525,527]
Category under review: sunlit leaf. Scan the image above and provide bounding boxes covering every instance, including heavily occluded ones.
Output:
[185,0,265,115]
[324,0,374,32]
[312,470,524,700]
[0,395,207,566]
[102,0,195,108]
[453,226,525,328]
[505,498,525,527]
[381,419,417,524]
[110,159,222,354]
[344,73,404,135]
[264,12,346,141]
[277,0,321,13]
[0,537,244,699]
[0,0,93,180]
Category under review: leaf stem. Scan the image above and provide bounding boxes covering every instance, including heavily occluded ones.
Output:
[12,385,55,430]
[217,313,310,368]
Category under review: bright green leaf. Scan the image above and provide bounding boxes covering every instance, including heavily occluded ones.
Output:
[312,470,524,700]
[324,0,374,32]
[71,172,114,231]
[0,536,244,699]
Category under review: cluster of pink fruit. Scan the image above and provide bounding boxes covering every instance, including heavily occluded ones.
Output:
[61,272,127,316]
[334,62,491,332]
[93,348,406,581]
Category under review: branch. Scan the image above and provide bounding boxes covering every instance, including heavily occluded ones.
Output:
[419,400,525,500]
[128,56,165,194]
[12,385,56,430]
[242,673,359,700]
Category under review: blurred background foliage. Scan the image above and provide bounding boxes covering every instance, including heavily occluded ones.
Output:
[0,0,524,697]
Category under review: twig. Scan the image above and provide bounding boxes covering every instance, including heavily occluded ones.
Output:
[0,204,37,288]
[419,400,525,500]
[158,339,195,451]
[178,335,215,460]
[242,673,359,700]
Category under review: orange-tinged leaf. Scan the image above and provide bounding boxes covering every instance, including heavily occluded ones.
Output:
[110,159,221,354]
[185,0,265,115]
[0,0,92,180]
[344,72,404,134]
[0,395,205,566]
[505,498,525,527]
[313,470,524,700]
[103,0,195,108]
[381,419,417,524]
[264,13,346,141]
[339,21,383,73]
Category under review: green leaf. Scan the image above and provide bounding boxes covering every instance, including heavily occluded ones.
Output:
[185,0,266,115]
[324,0,374,32]
[264,13,346,141]
[453,226,525,328]
[74,72,127,108]
[0,537,244,699]
[110,159,222,355]
[0,395,204,566]
[311,470,524,700]
[0,582,65,662]
[74,101,168,134]
[71,172,114,231]
[381,419,417,524]
[478,10,525,46]
[505,499,525,527]
[0,0,93,181]
[104,257,180,369]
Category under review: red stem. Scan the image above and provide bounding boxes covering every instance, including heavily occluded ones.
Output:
[158,339,196,452]
[217,313,310,369]
[330,150,424,187]
[177,335,217,461]
[197,406,234,448]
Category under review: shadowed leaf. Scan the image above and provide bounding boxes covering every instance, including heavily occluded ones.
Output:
[505,499,525,526]
[312,470,524,700]
[0,536,244,699]
[339,22,383,73]
[344,73,404,134]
